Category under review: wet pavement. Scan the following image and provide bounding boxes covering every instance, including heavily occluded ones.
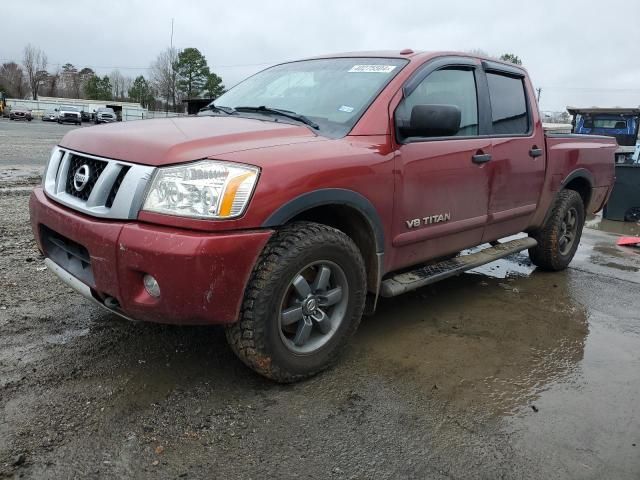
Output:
[1,120,639,479]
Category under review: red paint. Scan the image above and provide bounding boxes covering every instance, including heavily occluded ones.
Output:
[30,51,617,325]
[30,189,272,324]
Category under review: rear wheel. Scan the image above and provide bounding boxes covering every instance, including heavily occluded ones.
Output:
[225,222,367,383]
[529,189,585,271]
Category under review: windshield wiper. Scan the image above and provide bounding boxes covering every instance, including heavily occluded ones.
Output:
[234,106,319,129]
[200,104,235,115]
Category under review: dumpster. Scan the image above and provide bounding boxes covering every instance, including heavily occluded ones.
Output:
[603,164,640,221]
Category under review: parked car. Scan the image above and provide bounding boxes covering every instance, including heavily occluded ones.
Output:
[30,50,616,382]
[9,108,33,121]
[57,106,81,125]
[42,110,58,122]
[94,107,117,124]
[81,110,92,123]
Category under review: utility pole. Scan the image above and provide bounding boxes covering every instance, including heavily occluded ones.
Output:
[166,18,175,115]
[536,87,542,103]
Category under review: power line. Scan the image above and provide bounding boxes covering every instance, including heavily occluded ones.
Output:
[539,86,640,93]
[0,58,277,71]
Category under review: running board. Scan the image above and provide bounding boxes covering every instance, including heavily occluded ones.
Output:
[380,237,537,297]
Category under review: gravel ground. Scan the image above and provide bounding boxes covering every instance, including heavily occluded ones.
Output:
[1,120,639,479]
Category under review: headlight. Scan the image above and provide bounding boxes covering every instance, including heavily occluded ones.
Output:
[142,160,260,219]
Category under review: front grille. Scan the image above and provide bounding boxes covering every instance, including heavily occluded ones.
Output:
[41,225,95,287]
[43,147,155,220]
[64,154,107,201]
[105,166,130,208]
[64,113,77,118]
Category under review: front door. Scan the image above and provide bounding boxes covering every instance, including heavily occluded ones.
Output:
[392,65,491,270]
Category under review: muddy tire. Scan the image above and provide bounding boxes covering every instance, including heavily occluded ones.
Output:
[225,221,367,383]
[528,189,585,271]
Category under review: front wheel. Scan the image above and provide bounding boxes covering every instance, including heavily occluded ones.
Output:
[529,189,585,271]
[225,222,367,383]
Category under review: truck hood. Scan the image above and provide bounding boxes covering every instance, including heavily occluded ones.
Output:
[59,116,325,166]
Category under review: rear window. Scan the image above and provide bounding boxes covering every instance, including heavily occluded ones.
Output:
[487,73,529,135]
[593,119,627,129]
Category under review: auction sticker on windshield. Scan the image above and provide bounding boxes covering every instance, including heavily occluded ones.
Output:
[348,65,397,73]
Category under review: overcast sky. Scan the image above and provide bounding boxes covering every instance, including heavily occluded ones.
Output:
[3,0,640,112]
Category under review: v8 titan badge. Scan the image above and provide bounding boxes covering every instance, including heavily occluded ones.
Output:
[406,213,451,228]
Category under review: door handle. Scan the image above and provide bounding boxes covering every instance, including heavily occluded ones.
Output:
[472,153,492,164]
[529,147,543,158]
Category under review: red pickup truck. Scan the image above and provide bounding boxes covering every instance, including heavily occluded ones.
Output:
[30,51,615,382]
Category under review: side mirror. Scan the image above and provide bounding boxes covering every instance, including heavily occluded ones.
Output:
[54,108,58,112]
[404,104,461,138]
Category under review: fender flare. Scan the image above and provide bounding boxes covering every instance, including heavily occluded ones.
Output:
[262,188,385,254]
[560,168,594,190]
[540,168,594,225]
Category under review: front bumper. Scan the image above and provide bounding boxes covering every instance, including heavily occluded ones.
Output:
[30,187,273,325]
[96,117,116,123]
[59,116,80,123]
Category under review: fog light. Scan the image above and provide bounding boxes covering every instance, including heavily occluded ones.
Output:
[143,274,161,298]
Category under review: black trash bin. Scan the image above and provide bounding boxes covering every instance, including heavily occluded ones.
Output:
[603,164,640,221]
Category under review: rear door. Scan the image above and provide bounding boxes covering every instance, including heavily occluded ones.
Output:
[482,65,545,241]
[392,59,492,269]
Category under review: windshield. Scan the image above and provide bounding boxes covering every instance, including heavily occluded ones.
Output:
[209,57,407,137]
[61,106,79,112]
[98,108,114,113]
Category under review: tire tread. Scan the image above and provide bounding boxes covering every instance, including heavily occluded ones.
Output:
[529,189,585,271]
[225,221,366,383]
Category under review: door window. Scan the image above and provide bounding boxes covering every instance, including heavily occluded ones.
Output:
[486,73,529,135]
[396,68,479,138]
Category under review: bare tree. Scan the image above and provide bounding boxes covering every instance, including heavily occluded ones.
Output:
[122,76,133,101]
[23,44,48,100]
[151,47,179,112]
[0,62,28,98]
[109,70,132,101]
[44,68,60,97]
[110,69,124,100]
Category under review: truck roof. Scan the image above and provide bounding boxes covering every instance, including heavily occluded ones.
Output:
[567,107,640,115]
[301,50,528,73]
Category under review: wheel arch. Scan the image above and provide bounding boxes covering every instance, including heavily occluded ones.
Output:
[561,169,594,208]
[262,189,385,296]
